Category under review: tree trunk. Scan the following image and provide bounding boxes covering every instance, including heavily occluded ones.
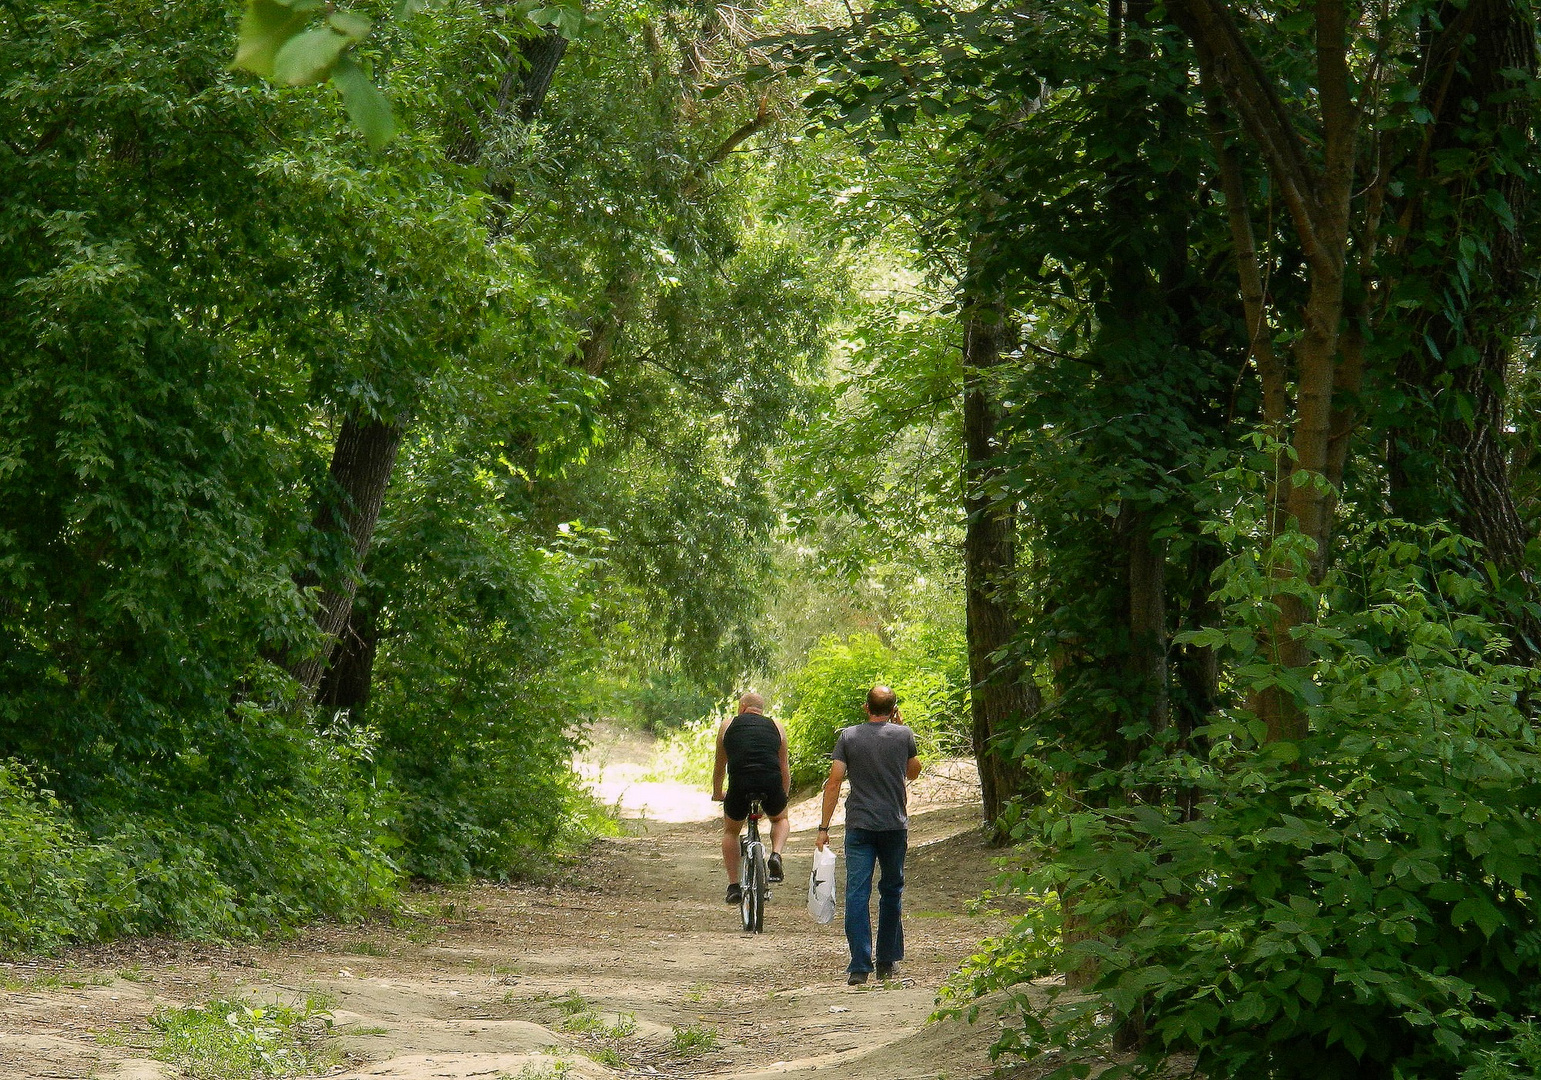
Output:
[1122,504,1169,735]
[291,414,404,699]
[513,29,568,123]
[449,26,570,164]
[1389,0,1539,659]
[316,584,380,716]
[961,299,1038,836]
[1177,0,1363,745]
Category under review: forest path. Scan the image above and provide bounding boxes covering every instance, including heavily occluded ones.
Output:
[0,727,1022,1080]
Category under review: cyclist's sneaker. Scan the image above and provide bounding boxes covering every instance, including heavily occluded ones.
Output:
[876,962,896,981]
[767,852,784,882]
[725,882,742,905]
[847,971,869,985]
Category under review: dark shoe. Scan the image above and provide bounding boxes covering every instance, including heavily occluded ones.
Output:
[725,883,742,905]
[847,971,869,985]
[767,852,784,882]
[876,963,895,981]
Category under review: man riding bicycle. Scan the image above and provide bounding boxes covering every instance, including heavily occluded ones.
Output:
[712,692,791,904]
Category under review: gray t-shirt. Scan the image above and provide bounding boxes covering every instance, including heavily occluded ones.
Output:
[832,721,918,832]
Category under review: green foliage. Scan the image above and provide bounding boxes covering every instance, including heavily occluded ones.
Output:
[235,0,393,147]
[0,763,134,951]
[671,1023,721,1053]
[956,523,1541,1080]
[0,715,398,952]
[643,711,724,788]
[783,625,969,788]
[366,441,598,879]
[143,995,338,1079]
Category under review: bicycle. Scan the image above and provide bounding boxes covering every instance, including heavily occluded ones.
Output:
[738,795,770,933]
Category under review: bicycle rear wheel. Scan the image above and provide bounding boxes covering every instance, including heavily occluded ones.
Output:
[750,845,768,932]
[741,844,765,932]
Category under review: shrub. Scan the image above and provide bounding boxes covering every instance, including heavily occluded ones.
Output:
[948,523,1541,1080]
[0,707,399,953]
[367,460,600,881]
[643,710,723,787]
[0,763,135,950]
[783,625,970,788]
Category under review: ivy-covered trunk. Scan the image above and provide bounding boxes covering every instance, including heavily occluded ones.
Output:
[1388,0,1539,659]
[292,414,404,699]
[961,298,1036,834]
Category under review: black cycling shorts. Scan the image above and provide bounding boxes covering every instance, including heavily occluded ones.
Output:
[724,780,787,821]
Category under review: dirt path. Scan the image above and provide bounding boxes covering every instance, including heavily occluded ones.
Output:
[0,728,1019,1080]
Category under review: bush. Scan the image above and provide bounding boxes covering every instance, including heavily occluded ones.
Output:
[0,704,399,953]
[643,710,724,787]
[0,762,136,950]
[949,523,1541,1080]
[366,448,601,880]
[783,625,970,788]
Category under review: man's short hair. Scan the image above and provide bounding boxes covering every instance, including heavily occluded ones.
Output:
[738,691,765,714]
[866,685,898,716]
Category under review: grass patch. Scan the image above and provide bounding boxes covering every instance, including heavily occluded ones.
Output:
[137,995,339,1079]
[559,1011,605,1034]
[671,1023,720,1054]
[342,939,390,956]
[584,1045,627,1067]
[555,990,590,1015]
[503,1060,571,1080]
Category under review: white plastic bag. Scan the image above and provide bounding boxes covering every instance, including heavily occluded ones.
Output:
[807,845,837,924]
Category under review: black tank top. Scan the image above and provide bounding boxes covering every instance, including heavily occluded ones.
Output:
[724,712,781,783]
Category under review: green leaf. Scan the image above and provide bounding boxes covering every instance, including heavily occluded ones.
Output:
[1296,971,1323,1004]
[327,10,374,41]
[233,0,312,78]
[331,56,397,150]
[274,28,350,86]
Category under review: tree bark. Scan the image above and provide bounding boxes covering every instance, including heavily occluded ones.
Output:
[512,29,568,123]
[1122,504,1169,736]
[961,299,1038,836]
[291,414,404,699]
[316,585,379,716]
[1176,0,1363,744]
[1389,0,1539,659]
[449,26,570,164]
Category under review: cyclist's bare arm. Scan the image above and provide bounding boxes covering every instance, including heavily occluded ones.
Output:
[711,718,731,802]
[774,718,791,797]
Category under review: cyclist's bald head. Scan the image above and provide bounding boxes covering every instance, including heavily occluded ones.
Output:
[738,692,765,714]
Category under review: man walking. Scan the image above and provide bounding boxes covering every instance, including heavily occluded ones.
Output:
[713,692,791,904]
[816,685,921,984]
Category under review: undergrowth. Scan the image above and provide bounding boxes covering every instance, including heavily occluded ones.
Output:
[112,996,339,1080]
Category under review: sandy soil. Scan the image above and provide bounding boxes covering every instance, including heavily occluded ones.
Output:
[0,727,1039,1080]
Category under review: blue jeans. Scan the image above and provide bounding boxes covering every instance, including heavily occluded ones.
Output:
[844,827,906,974]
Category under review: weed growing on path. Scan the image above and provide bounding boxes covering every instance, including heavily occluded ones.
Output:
[671,1023,720,1053]
[500,1060,571,1080]
[559,1011,606,1034]
[117,995,339,1079]
[585,1045,627,1067]
[555,990,590,1015]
